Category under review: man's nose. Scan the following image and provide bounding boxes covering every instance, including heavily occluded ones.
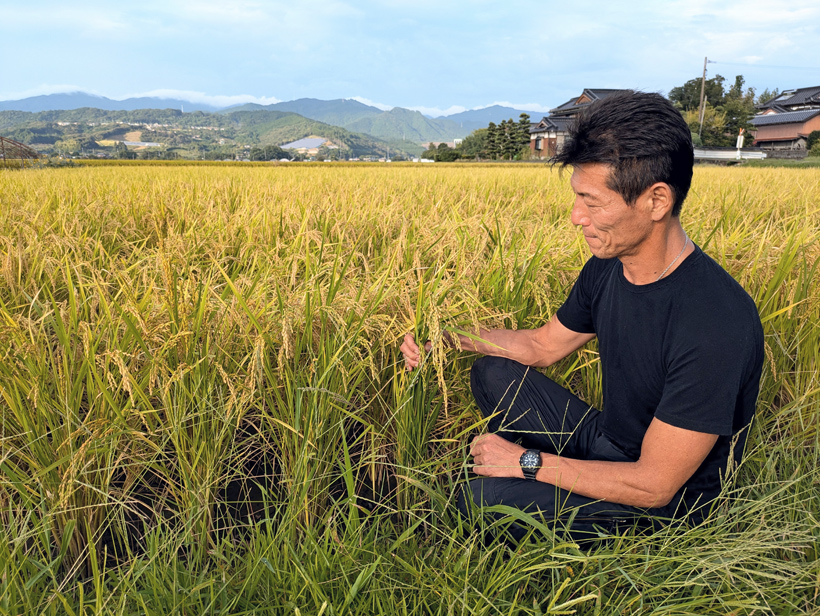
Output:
[571,198,589,227]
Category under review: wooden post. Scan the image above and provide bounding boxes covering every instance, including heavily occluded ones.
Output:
[698,56,708,138]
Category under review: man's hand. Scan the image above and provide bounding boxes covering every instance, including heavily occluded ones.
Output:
[400,333,433,371]
[470,433,527,478]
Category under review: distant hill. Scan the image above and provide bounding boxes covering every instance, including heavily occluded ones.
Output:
[227,98,385,127]
[0,92,220,113]
[346,107,466,142]
[0,92,550,144]
[225,98,469,143]
[256,99,543,141]
[0,107,422,158]
[441,105,542,132]
[220,108,422,156]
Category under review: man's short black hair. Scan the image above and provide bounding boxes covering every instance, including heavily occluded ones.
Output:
[553,91,694,217]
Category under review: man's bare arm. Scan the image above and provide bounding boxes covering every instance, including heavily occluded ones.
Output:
[471,417,718,509]
[401,314,595,370]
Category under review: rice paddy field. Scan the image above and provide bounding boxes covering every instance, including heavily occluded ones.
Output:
[1,162,818,615]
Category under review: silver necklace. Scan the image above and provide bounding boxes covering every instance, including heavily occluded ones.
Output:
[655,232,689,282]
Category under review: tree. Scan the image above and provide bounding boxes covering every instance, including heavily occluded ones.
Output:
[55,138,80,156]
[201,145,239,160]
[726,75,746,101]
[435,143,460,162]
[486,122,500,160]
[499,119,515,160]
[721,76,757,141]
[114,142,137,159]
[517,113,532,157]
[669,73,757,146]
[250,144,288,161]
[491,118,531,160]
[756,88,780,106]
[458,128,488,159]
[77,137,98,153]
[682,105,728,147]
[669,74,727,111]
[421,145,437,160]
[139,149,180,160]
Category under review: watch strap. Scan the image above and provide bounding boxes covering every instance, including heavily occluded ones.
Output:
[519,448,541,481]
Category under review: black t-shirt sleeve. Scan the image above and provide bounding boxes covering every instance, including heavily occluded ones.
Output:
[556,258,603,334]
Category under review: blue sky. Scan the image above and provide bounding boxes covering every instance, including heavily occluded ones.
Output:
[1,0,818,116]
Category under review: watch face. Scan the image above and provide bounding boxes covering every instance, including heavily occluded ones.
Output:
[521,450,540,469]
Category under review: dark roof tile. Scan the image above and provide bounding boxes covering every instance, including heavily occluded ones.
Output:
[529,116,574,133]
[758,86,820,109]
[550,89,630,115]
[750,109,820,126]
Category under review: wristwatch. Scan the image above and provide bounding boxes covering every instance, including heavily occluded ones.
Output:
[519,449,542,481]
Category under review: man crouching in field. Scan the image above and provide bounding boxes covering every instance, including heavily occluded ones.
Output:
[401,91,764,541]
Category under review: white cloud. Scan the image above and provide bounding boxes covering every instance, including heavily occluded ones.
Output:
[121,89,281,108]
[349,96,392,111]
[0,84,104,100]
[676,0,819,27]
[157,0,362,41]
[3,1,818,113]
[413,102,553,118]
[0,85,281,108]
[484,102,553,114]
[1,6,130,36]
[407,105,467,118]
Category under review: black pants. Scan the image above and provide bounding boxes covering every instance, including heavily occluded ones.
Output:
[457,356,677,543]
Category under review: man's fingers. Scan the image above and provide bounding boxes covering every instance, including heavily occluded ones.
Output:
[469,434,486,456]
[400,331,456,370]
[401,332,421,370]
[401,334,419,353]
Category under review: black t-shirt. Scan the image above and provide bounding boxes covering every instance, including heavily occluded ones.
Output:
[556,244,764,514]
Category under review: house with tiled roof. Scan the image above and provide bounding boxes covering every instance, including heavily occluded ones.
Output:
[529,116,573,159]
[750,86,820,150]
[757,86,820,114]
[549,89,627,118]
[529,89,629,159]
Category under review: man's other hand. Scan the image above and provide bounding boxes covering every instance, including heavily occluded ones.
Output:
[470,433,526,478]
[400,333,432,371]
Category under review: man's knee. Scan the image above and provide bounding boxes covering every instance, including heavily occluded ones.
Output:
[470,356,524,387]
[470,356,527,417]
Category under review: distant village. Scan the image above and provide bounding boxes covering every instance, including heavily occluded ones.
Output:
[522,86,820,163]
[2,83,819,165]
[272,84,820,163]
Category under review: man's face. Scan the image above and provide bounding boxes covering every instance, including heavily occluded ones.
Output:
[569,163,653,260]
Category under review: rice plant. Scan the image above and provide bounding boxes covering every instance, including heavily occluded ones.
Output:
[0,163,817,615]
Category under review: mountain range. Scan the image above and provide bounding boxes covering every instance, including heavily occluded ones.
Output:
[0,92,544,144]
[0,92,220,113]
[0,106,420,158]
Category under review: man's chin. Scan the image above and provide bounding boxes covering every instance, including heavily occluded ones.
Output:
[586,243,615,260]
[584,237,603,255]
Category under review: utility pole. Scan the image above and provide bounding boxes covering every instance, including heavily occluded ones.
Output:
[698,56,712,138]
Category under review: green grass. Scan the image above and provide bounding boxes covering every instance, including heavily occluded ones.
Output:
[0,164,818,614]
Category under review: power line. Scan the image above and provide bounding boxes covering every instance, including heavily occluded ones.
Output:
[712,61,820,71]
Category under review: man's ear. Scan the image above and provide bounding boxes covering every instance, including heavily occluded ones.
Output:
[645,182,675,221]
